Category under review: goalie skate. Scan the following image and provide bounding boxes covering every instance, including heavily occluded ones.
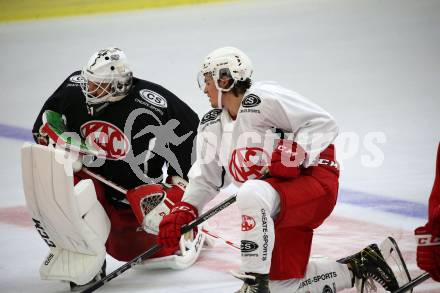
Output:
[69,260,106,291]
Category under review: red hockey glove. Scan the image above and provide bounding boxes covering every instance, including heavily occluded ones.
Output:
[429,205,440,238]
[269,140,306,179]
[415,224,440,281]
[158,202,198,248]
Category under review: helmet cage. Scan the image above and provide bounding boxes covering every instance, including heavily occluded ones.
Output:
[81,70,132,105]
[81,47,133,105]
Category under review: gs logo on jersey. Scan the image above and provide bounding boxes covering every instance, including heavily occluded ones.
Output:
[139,89,168,108]
[201,109,222,124]
[69,74,85,84]
[241,240,259,253]
[322,285,333,293]
[241,94,261,108]
[229,147,270,182]
[80,121,130,160]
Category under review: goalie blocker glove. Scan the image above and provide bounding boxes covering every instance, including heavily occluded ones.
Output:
[158,202,198,248]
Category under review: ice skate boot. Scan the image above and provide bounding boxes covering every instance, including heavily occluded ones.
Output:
[69,260,106,291]
[337,244,399,292]
[231,271,270,293]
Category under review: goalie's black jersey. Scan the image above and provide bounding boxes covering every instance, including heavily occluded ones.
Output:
[33,71,199,200]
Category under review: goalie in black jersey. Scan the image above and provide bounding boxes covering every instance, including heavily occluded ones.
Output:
[24,47,209,290]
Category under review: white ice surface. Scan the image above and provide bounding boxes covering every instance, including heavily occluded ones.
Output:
[0,0,439,292]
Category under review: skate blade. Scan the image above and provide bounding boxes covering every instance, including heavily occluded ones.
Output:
[379,236,412,292]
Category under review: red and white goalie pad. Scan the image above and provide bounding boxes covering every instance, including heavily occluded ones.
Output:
[21,143,110,285]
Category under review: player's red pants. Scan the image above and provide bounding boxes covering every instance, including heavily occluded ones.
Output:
[266,145,339,280]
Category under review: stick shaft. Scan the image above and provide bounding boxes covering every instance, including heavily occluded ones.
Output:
[392,272,430,293]
[181,194,237,234]
[82,167,127,194]
[201,227,240,250]
[80,245,161,293]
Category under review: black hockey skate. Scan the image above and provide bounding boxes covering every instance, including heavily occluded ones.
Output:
[337,244,399,292]
[69,260,106,291]
[232,271,270,293]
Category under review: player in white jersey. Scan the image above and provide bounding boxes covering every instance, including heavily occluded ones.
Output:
[157,47,403,292]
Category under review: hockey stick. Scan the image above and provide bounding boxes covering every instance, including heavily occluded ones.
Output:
[80,192,238,293]
[81,167,127,194]
[392,272,430,293]
[201,227,240,250]
[83,167,237,247]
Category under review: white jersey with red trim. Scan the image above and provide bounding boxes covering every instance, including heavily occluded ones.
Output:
[183,81,339,211]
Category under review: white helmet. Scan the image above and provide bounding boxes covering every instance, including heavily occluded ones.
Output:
[198,46,253,92]
[81,47,133,105]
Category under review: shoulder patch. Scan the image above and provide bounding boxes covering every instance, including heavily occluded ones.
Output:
[201,109,222,124]
[69,74,85,84]
[139,89,168,108]
[241,94,261,108]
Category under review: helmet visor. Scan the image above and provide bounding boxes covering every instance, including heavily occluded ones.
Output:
[197,71,208,91]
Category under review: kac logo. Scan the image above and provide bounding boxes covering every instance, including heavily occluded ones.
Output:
[241,215,256,231]
[139,89,168,108]
[229,147,270,182]
[80,121,130,160]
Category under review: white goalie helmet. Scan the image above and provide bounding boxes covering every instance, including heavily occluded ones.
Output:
[198,46,253,92]
[81,47,133,105]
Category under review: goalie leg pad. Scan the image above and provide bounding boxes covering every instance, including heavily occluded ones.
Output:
[99,200,158,262]
[21,143,110,285]
[40,247,106,286]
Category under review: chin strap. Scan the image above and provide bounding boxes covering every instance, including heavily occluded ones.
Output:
[214,78,236,109]
[216,89,223,109]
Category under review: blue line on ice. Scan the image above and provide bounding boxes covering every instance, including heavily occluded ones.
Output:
[338,189,426,219]
[0,123,33,142]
